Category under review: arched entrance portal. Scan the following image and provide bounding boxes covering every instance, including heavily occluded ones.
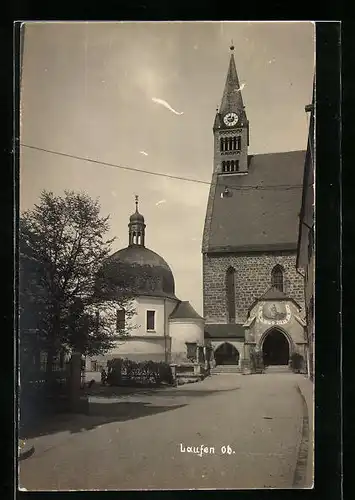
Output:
[214,343,240,366]
[262,329,290,366]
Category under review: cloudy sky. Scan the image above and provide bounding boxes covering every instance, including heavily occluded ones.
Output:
[20,21,315,315]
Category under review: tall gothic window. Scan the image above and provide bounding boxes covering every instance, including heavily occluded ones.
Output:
[271,265,284,292]
[226,267,236,323]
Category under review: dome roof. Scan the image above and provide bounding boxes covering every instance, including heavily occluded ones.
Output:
[97,195,177,300]
[129,211,145,223]
[103,245,176,300]
[129,195,145,223]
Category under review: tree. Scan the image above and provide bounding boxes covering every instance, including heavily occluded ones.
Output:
[19,190,136,378]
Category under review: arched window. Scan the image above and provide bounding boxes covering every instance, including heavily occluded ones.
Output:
[271,265,284,292]
[226,267,236,323]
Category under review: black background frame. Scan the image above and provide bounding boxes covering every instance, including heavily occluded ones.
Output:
[3,18,343,500]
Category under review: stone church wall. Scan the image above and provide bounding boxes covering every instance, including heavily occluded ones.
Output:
[203,252,305,324]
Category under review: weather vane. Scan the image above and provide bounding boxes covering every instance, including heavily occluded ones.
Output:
[230,39,234,51]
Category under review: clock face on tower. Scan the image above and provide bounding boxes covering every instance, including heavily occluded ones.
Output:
[223,112,239,127]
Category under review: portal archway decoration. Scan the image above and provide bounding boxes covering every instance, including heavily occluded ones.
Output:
[257,302,291,326]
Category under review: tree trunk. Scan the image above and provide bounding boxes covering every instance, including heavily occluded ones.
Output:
[69,351,88,413]
[45,345,55,382]
[46,310,61,382]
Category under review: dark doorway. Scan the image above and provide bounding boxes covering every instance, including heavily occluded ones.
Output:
[214,343,240,366]
[262,329,290,366]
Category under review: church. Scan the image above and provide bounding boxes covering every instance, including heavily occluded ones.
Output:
[85,196,206,372]
[202,45,308,372]
[87,45,309,376]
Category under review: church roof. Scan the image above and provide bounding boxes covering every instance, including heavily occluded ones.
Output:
[96,197,177,301]
[129,195,145,223]
[103,246,177,300]
[204,324,245,339]
[169,301,204,321]
[260,286,289,301]
[247,286,302,312]
[203,150,305,253]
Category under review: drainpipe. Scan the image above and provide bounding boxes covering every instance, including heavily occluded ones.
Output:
[164,298,168,363]
[296,267,311,378]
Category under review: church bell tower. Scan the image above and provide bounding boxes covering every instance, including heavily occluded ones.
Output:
[213,45,249,174]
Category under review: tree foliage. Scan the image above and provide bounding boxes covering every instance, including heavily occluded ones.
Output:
[19,190,137,367]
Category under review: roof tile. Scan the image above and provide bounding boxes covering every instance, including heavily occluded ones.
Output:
[205,150,305,252]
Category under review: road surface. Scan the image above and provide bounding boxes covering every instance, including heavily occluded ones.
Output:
[19,372,311,490]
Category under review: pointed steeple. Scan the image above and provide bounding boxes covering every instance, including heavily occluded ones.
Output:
[212,46,250,175]
[219,45,245,118]
[128,195,146,246]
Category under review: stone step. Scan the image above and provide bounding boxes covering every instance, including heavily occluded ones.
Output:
[211,365,241,374]
[264,365,291,373]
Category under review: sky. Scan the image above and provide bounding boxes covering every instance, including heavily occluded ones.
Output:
[20,21,315,316]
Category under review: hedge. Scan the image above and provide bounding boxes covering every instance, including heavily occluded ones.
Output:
[106,358,174,386]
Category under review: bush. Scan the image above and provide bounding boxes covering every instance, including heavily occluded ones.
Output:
[290,352,303,372]
[106,358,174,386]
[250,350,264,373]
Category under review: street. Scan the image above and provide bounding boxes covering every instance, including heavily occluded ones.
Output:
[19,372,312,490]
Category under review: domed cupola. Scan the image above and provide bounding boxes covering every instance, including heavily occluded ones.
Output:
[101,196,177,300]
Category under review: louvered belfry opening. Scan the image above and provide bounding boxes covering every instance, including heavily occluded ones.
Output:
[220,136,241,152]
[222,160,240,173]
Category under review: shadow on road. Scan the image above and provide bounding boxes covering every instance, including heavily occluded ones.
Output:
[86,385,240,399]
[21,382,241,440]
[23,401,187,439]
